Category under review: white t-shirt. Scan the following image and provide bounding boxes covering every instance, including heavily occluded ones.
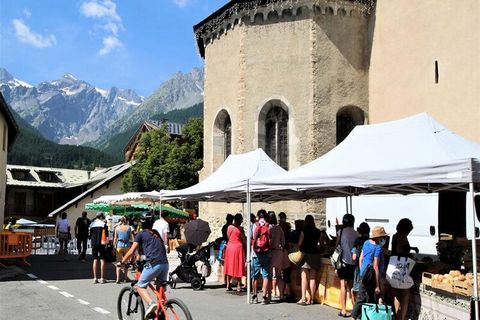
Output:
[57,219,70,233]
[153,218,170,243]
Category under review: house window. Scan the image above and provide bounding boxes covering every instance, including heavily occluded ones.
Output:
[38,172,59,182]
[13,192,26,214]
[336,106,365,145]
[260,104,289,170]
[12,170,29,180]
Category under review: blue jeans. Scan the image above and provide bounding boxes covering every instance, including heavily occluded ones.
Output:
[137,262,169,288]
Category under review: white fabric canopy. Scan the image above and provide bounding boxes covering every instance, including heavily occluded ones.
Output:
[251,113,480,197]
[93,192,160,204]
[159,148,287,201]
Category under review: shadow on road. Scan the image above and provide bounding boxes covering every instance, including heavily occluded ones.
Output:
[2,254,116,282]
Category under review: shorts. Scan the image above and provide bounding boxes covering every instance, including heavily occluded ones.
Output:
[116,247,130,262]
[91,245,106,260]
[251,254,270,279]
[137,263,169,288]
[337,264,356,280]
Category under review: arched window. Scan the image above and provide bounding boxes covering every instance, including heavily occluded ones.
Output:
[213,110,232,162]
[259,102,289,170]
[336,106,365,144]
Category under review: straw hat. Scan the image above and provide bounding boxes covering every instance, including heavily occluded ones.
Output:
[370,226,388,239]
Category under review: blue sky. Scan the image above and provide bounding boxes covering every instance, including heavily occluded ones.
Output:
[0,0,227,96]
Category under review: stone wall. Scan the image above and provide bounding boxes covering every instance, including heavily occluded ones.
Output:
[199,0,373,236]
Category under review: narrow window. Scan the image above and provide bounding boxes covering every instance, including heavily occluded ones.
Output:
[435,60,439,84]
[265,106,288,170]
[224,116,232,159]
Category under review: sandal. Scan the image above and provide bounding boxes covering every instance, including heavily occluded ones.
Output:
[338,312,351,318]
[297,299,307,306]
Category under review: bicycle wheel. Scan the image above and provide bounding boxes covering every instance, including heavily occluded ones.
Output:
[163,298,192,320]
[117,286,145,320]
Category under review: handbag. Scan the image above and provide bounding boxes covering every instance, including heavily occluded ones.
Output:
[217,240,227,262]
[101,228,109,245]
[361,303,394,320]
[386,255,415,289]
[330,228,345,269]
[288,250,305,266]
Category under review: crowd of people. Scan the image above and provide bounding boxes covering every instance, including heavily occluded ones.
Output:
[219,210,417,320]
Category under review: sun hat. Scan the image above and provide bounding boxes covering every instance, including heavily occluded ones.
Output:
[370,226,388,239]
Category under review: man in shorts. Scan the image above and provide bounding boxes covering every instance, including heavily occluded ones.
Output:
[251,209,271,304]
[89,212,108,283]
[121,212,169,318]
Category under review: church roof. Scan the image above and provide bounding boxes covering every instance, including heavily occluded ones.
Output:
[193,0,374,58]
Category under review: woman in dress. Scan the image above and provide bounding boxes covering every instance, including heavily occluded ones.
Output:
[297,214,321,305]
[223,213,246,292]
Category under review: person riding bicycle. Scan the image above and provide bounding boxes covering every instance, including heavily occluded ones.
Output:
[121,212,169,318]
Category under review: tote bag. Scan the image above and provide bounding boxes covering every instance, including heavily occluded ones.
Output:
[330,228,345,269]
[385,255,415,289]
[361,303,394,320]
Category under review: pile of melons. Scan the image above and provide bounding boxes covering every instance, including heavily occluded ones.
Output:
[431,270,476,285]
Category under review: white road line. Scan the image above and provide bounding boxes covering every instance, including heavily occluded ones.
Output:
[47,285,59,290]
[26,273,38,279]
[92,307,110,315]
[59,291,74,298]
[37,280,48,285]
[77,299,90,305]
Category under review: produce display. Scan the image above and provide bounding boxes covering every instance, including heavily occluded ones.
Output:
[423,270,478,296]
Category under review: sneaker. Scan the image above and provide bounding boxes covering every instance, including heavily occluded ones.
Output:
[261,296,269,305]
[93,278,99,284]
[145,302,157,318]
[100,278,106,284]
[251,294,258,304]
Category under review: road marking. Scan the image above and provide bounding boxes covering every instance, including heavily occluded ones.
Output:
[59,291,74,298]
[37,280,48,284]
[26,273,38,279]
[77,299,90,305]
[92,307,110,315]
[47,285,59,290]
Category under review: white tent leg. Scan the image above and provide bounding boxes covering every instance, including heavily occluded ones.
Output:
[246,180,251,304]
[470,182,479,320]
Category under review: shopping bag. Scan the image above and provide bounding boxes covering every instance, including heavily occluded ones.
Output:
[330,245,345,269]
[361,303,394,320]
[385,255,415,289]
[101,229,109,245]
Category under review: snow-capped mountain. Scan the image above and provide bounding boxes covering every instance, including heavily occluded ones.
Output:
[0,68,145,145]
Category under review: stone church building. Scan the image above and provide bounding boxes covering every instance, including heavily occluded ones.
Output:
[193,0,480,231]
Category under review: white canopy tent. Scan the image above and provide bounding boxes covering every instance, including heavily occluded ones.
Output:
[93,192,161,205]
[155,148,286,303]
[250,113,480,316]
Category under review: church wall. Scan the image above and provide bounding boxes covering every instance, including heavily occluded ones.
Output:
[369,0,480,141]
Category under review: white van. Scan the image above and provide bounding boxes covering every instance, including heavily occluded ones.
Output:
[326,192,480,257]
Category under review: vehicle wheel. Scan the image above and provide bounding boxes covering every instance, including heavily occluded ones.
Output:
[169,275,176,289]
[117,286,145,320]
[164,298,193,320]
[191,277,202,290]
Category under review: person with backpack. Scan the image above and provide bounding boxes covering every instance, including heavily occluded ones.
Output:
[297,214,321,305]
[251,209,271,304]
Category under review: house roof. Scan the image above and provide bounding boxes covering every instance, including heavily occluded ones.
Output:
[48,161,134,217]
[123,120,183,160]
[0,92,19,150]
[7,164,91,188]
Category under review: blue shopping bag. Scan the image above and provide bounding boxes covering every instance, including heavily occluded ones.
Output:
[217,240,227,262]
[361,303,394,320]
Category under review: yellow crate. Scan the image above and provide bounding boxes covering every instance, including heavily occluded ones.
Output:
[422,272,434,287]
[454,281,473,297]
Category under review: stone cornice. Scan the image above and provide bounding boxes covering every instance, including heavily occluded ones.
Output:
[193,0,375,58]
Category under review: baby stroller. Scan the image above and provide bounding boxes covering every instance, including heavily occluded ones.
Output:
[169,242,214,290]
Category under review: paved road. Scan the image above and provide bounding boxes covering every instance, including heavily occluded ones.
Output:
[0,255,340,319]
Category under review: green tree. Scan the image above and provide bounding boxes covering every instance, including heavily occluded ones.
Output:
[122,118,203,192]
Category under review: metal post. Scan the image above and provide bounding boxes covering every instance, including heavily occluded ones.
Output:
[470,182,479,320]
[246,180,251,304]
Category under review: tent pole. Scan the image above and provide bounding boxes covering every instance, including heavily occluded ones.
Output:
[470,182,479,320]
[349,196,353,215]
[345,197,349,214]
[246,179,251,304]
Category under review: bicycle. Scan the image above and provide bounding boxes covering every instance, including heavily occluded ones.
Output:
[117,262,193,320]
